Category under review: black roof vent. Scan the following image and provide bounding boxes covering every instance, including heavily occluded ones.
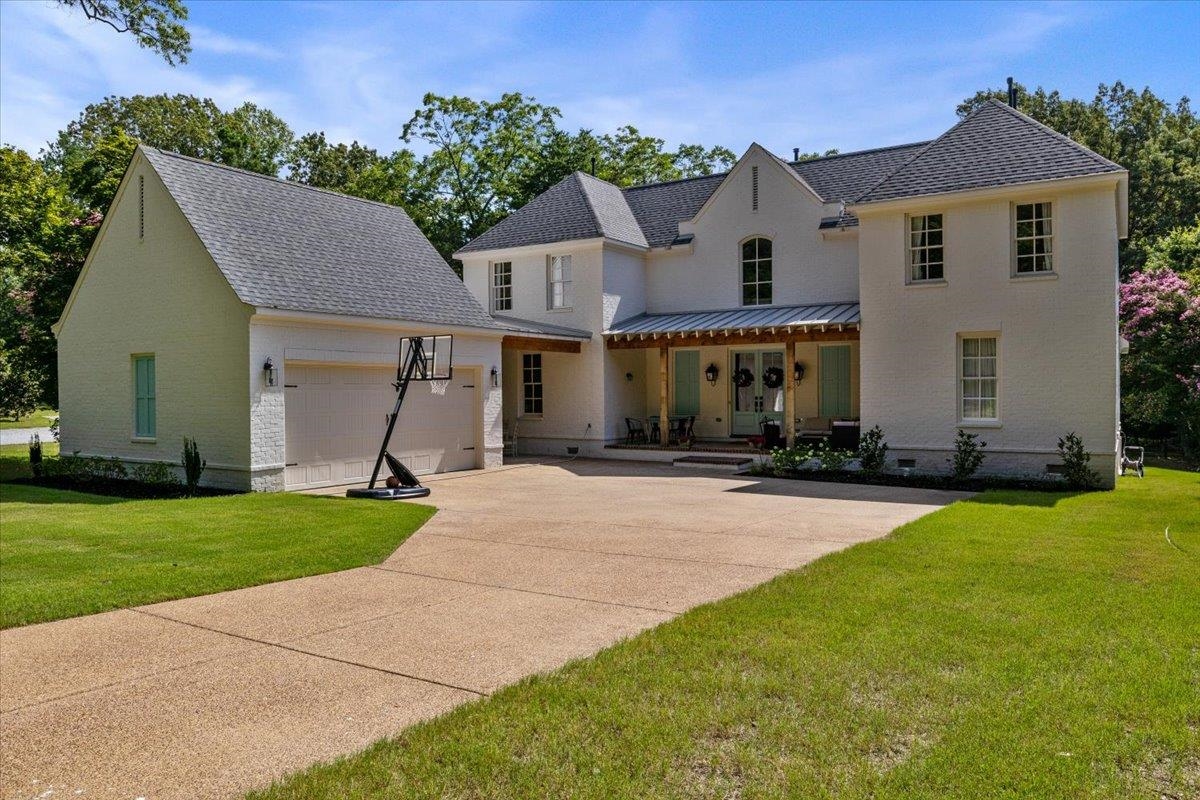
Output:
[1006,76,1018,109]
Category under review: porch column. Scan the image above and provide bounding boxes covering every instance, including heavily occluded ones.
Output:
[784,339,797,446]
[659,344,669,445]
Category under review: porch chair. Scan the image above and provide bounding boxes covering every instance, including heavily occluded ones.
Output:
[625,417,648,444]
[674,415,695,445]
[503,419,519,458]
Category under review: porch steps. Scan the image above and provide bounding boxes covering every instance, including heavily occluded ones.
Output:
[672,454,755,472]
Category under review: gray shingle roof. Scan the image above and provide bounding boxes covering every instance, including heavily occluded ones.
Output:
[791,142,929,202]
[856,100,1124,203]
[605,302,860,336]
[622,173,727,248]
[491,315,592,340]
[142,147,498,330]
[457,171,646,254]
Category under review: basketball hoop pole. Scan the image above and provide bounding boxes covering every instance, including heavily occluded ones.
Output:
[366,338,423,490]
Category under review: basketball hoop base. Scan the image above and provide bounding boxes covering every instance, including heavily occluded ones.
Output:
[345,486,431,500]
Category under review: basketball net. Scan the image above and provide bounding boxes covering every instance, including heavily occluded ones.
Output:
[428,379,450,396]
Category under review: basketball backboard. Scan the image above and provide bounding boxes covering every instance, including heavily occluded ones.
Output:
[400,335,453,381]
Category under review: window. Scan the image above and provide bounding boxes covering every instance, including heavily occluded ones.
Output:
[1014,202,1053,274]
[960,337,998,421]
[907,213,943,281]
[491,261,512,312]
[133,355,156,438]
[741,237,772,306]
[521,353,543,415]
[548,255,571,309]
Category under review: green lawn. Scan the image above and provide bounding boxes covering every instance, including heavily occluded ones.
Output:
[0,408,57,429]
[0,440,59,482]
[0,484,434,628]
[250,468,1200,800]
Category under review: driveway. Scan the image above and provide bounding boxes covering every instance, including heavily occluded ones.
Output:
[0,460,965,799]
[0,427,51,446]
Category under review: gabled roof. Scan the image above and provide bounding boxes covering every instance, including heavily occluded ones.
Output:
[791,142,929,203]
[457,171,647,254]
[856,100,1124,203]
[622,173,727,249]
[142,147,499,330]
[605,302,860,337]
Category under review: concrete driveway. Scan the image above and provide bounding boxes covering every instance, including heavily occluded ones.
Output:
[0,459,965,799]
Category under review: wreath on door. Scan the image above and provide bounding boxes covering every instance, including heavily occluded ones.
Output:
[762,366,785,389]
[732,367,755,388]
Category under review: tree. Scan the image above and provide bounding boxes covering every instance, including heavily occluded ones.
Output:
[959,82,1200,272]
[1144,222,1200,283]
[0,147,97,407]
[57,0,190,65]
[1119,266,1200,453]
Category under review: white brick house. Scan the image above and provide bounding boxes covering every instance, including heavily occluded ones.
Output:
[457,100,1128,486]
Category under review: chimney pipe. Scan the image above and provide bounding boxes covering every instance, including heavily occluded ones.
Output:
[590,155,597,176]
[793,147,800,161]
[1006,76,1018,109]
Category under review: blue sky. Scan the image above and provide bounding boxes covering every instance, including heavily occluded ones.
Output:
[2,0,1197,160]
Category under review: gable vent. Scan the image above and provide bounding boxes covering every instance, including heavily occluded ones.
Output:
[138,174,145,240]
[752,165,759,212]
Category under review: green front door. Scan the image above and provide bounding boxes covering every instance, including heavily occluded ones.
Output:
[673,350,700,416]
[731,349,785,435]
[819,344,852,417]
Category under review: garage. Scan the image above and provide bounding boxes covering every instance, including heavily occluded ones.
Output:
[283,363,480,490]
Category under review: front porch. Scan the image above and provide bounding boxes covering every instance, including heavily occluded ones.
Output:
[605,302,863,449]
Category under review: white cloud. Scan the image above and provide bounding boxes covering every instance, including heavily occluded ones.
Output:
[190,25,282,60]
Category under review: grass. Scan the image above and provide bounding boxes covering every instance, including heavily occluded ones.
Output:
[0,407,57,429]
[0,484,434,628]
[250,468,1200,800]
[0,440,59,482]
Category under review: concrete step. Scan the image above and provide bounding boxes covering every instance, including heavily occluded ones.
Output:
[672,454,756,471]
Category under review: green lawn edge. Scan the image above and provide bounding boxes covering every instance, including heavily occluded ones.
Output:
[0,484,435,628]
[248,468,1200,800]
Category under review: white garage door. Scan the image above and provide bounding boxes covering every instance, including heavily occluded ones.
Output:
[283,364,478,490]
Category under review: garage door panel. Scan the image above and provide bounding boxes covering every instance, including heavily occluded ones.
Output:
[284,365,478,490]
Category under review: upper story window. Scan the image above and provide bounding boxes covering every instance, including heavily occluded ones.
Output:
[491,261,512,312]
[548,254,572,309]
[1014,202,1053,274]
[907,213,943,282]
[741,237,772,306]
[960,336,998,421]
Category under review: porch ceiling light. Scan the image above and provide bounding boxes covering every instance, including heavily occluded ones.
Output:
[705,363,720,385]
[793,361,806,384]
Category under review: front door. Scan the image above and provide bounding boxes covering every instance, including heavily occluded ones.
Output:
[731,349,785,435]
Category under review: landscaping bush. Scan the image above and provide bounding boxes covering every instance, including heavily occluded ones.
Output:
[182,437,206,495]
[950,430,987,480]
[814,442,854,472]
[1057,432,1101,489]
[130,461,181,486]
[28,435,43,478]
[857,425,889,473]
[770,444,816,475]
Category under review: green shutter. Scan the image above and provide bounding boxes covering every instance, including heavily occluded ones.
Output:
[819,345,851,418]
[135,356,156,437]
[673,351,700,416]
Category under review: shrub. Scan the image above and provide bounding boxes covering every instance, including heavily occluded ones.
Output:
[49,415,60,442]
[815,442,854,472]
[28,434,43,478]
[950,429,987,480]
[857,425,889,473]
[1057,432,1101,489]
[770,444,814,474]
[182,437,206,495]
[131,461,181,485]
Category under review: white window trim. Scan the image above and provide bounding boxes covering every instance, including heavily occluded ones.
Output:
[958,334,1000,425]
[740,236,773,307]
[490,261,512,313]
[520,352,543,417]
[547,254,572,310]
[906,212,945,284]
[1011,200,1055,277]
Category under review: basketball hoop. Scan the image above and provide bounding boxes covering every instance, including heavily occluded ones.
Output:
[428,379,450,396]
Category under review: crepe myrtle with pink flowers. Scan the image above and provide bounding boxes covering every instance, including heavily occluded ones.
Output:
[1119,266,1200,453]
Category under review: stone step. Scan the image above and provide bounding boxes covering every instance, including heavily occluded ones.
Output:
[672,454,755,471]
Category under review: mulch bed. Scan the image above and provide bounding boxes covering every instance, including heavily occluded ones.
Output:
[753,467,1088,493]
[9,476,239,499]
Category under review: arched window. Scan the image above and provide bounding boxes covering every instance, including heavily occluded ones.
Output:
[741,237,772,306]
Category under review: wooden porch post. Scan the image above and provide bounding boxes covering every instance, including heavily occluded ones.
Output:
[659,345,670,445]
[784,339,797,447]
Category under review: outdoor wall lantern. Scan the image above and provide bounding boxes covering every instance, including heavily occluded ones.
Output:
[705,363,720,385]
[793,362,806,384]
[625,371,634,382]
[263,357,277,387]
[491,365,499,387]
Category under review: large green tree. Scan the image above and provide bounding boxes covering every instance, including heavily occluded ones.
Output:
[959,82,1200,272]
[57,0,190,65]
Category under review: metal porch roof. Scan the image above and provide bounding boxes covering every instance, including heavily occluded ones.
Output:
[604,302,860,337]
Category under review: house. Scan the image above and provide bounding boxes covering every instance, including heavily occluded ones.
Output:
[56,99,1127,491]
[53,147,579,491]
[455,100,1128,486]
